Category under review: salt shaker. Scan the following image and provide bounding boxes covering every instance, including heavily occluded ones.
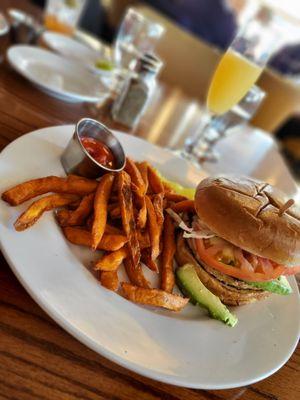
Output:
[111,53,162,128]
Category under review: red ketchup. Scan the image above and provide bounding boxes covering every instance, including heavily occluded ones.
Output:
[81,136,115,168]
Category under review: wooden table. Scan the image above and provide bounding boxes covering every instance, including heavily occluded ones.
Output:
[0,1,299,399]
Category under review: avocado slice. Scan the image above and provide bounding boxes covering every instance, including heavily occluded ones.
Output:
[176,264,238,327]
[247,276,292,295]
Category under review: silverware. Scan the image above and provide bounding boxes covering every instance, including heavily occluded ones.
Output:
[61,118,126,179]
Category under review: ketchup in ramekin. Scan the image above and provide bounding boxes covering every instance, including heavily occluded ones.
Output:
[81,136,116,169]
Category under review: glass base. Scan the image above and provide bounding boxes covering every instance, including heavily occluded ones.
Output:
[180,84,266,167]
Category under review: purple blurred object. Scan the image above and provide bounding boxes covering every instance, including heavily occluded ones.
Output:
[269,44,300,76]
[146,0,300,77]
[144,0,237,50]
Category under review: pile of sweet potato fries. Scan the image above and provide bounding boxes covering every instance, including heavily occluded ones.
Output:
[2,159,195,312]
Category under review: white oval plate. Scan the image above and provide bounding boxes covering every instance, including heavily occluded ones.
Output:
[0,125,299,389]
[42,32,116,79]
[7,45,110,103]
[42,31,101,63]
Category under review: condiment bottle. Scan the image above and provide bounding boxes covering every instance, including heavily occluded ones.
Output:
[111,53,162,128]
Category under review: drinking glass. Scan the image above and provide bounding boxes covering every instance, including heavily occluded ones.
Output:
[180,5,281,166]
[114,8,165,71]
[207,6,279,116]
[44,0,86,35]
[182,85,266,164]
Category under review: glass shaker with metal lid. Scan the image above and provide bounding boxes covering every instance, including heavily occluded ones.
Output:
[111,53,162,128]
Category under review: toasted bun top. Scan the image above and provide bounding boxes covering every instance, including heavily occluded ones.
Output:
[195,176,300,266]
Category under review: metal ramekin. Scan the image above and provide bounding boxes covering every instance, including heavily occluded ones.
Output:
[61,118,125,179]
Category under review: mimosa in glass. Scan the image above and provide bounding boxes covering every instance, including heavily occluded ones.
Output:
[207,6,278,115]
[207,50,263,115]
[181,6,281,165]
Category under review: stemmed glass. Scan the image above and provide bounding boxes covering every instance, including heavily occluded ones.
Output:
[207,6,279,115]
[113,8,165,72]
[181,6,281,165]
[183,85,266,163]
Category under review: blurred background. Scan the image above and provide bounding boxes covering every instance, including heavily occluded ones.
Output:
[4,0,300,179]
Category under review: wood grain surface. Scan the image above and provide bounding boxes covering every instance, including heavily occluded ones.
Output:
[0,1,299,399]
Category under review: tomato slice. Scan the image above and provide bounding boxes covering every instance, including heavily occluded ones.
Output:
[283,265,300,275]
[193,238,286,282]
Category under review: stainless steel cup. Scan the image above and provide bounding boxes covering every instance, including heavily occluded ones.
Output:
[61,118,125,179]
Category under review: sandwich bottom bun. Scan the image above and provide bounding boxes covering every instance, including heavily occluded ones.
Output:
[175,234,269,306]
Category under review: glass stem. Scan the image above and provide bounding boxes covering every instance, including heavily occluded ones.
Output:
[182,114,222,164]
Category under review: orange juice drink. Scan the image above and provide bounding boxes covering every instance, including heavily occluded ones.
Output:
[207,50,263,115]
[44,13,75,35]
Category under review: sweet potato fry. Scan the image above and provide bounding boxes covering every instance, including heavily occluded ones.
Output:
[109,205,121,219]
[136,196,147,229]
[125,158,147,229]
[62,227,127,251]
[55,208,71,226]
[100,271,119,291]
[121,283,189,311]
[125,158,146,197]
[171,200,195,213]
[94,247,127,271]
[92,173,115,250]
[164,192,188,203]
[137,231,150,249]
[2,175,98,206]
[61,193,94,226]
[145,195,160,261]
[152,192,164,228]
[136,162,149,192]
[85,214,94,230]
[55,193,94,227]
[123,257,150,289]
[162,181,173,193]
[94,234,128,251]
[161,215,176,292]
[108,202,119,211]
[14,194,79,231]
[66,200,82,210]
[141,248,159,273]
[147,164,164,194]
[117,171,140,268]
[109,195,118,203]
[117,173,132,236]
[105,224,123,235]
[95,233,149,272]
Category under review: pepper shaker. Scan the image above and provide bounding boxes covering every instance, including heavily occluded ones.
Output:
[111,53,162,128]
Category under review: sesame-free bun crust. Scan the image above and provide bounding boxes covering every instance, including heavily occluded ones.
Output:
[195,176,300,266]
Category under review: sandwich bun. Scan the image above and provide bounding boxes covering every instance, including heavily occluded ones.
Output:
[195,176,300,267]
